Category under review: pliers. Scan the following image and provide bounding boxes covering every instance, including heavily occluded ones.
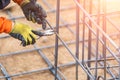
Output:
[32,29,55,37]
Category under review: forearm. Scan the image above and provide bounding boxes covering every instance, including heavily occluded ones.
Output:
[0,17,12,33]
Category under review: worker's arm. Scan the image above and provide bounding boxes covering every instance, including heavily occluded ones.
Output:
[13,0,47,29]
[0,17,12,33]
[0,17,54,46]
[0,17,37,46]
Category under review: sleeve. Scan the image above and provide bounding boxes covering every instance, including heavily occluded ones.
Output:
[0,17,12,33]
[0,0,10,9]
[12,0,24,5]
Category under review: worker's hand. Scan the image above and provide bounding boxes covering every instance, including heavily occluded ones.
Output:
[20,0,47,29]
[9,22,37,46]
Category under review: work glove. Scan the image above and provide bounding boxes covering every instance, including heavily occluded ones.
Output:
[9,22,54,46]
[20,0,47,29]
[9,22,37,46]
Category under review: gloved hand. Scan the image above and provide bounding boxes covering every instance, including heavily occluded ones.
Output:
[20,0,47,29]
[9,22,37,46]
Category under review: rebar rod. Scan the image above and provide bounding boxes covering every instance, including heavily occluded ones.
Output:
[82,0,85,66]
[73,0,120,53]
[0,39,90,57]
[95,0,101,79]
[0,63,11,80]
[1,57,118,79]
[84,19,120,62]
[0,67,51,79]
[46,20,95,79]
[42,0,53,9]
[91,44,118,78]
[84,38,118,78]
[54,0,60,79]
[42,0,95,78]
[106,17,120,32]
[0,30,119,57]
[0,21,118,79]
[33,44,63,80]
[58,58,119,68]
[102,0,107,79]
[84,19,119,77]
[76,0,80,80]
[0,45,119,79]
[43,0,76,34]
[2,2,64,79]
[107,63,116,79]
[74,0,120,64]
[87,0,92,80]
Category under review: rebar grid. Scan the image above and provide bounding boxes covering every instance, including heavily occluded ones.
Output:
[0,0,120,80]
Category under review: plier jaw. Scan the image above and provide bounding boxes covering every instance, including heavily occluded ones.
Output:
[42,30,55,36]
[32,29,55,37]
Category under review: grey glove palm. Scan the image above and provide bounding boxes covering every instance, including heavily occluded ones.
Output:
[21,0,47,29]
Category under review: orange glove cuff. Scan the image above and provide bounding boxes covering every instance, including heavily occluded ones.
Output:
[13,0,24,5]
[13,0,30,6]
[0,17,12,33]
